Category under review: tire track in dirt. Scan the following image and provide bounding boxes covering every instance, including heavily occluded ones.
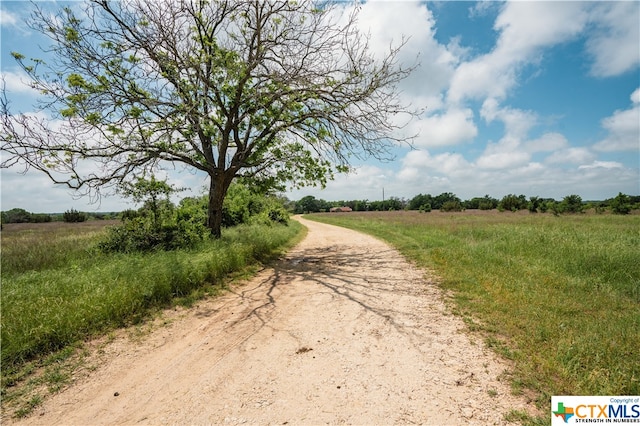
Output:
[13,216,534,425]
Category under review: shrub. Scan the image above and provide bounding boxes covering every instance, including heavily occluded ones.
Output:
[432,192,460,210]
[440,200,463,212]
[409,194,433,211]
[101,182,289,253]
[63,208,87,223]
[610,192,631,215]
[100,205,207,253]
[560,194,584,214]
[120,209,140,221]
[465,195,498,210]
[499,194,527,212]
[528,196,542,213]
[478,201,494,210]
[267,206,289,225]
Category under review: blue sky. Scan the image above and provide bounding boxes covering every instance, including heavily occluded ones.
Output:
[1,1,639,213]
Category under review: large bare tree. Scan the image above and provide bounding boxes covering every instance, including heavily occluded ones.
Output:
[2,0,415,237]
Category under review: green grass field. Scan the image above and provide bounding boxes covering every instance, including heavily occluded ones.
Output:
[307,210,639,411]
[1,219,303,416]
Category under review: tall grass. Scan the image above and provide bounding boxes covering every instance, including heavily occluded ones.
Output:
[308,211,639,405]
[1,221,115,276]
[1,221,302,368]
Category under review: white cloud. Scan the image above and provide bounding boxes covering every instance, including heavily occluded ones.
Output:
[481,99,537,138]
[492,2,588,57]
[400,150,473,179]
[468,1,498,19]
[0,8,18,27]
[524,133,569,153]
[0,7,31,37]
[286,146,638,203]
[354,1,460,110]
[1,70,39,97]
[448,53,513,103]
[0,168,130,213]
[593,88,640,152]
[586,2,640,78]
[545,147,596,165]
[412,108,477,148]
[448,2,589,103]
[578,161,624,171]
[481,99,537,136]
[476,148,530,170]
[288,164,397,202]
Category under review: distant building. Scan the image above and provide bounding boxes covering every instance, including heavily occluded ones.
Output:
[329,206,353,212]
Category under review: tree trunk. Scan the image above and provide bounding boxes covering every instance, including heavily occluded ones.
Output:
[206,173,230,239]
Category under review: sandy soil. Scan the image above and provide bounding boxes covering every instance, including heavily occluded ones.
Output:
[14,216,534,425]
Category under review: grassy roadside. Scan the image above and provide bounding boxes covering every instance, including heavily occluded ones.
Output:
[1,219,304,418]
[307,211,639,422]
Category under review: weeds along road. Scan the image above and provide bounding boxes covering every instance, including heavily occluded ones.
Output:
[15,216,534,425]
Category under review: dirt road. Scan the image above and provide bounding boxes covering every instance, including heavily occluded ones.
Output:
[17,216,532,425]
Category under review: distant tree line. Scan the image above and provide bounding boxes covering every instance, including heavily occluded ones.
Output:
[1,208,120,225]
[1,208,52,224]
[2,191,636,229]
[292,192,639,215]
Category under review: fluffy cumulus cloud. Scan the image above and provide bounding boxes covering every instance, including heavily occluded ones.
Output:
[447,2,639,104]
[545,147,596,165]
[448,2,589,103]
[480,98,537,138]
[0,8,18,27]
[412,108,477,148]
[385,148,636,201]
[1,70,40,97]
[399,150,473,179]
[586,2,640,77]
[355,0,459,101]
[0,168,129,213]
[593,88,640,152]
[475,142,530,170]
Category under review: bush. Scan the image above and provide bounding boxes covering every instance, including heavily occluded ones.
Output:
[101,183,289,253]
[63,208,87,223]
[100,204,207,253]
[499,194,527,212]
[560,194,584,214]
[528,196,542,213]
[223,182,289,227]
[409,194,433,211]
[610,192,631,215]
[267,206,289,225]
[419,203,432,213]
[465,195,498,210]
[440,200,463,212]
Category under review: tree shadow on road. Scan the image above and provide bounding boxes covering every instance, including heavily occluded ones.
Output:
[215,243,442,350]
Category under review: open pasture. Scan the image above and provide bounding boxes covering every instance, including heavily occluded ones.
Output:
[1,220,119,276]
[308,210,639,406]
